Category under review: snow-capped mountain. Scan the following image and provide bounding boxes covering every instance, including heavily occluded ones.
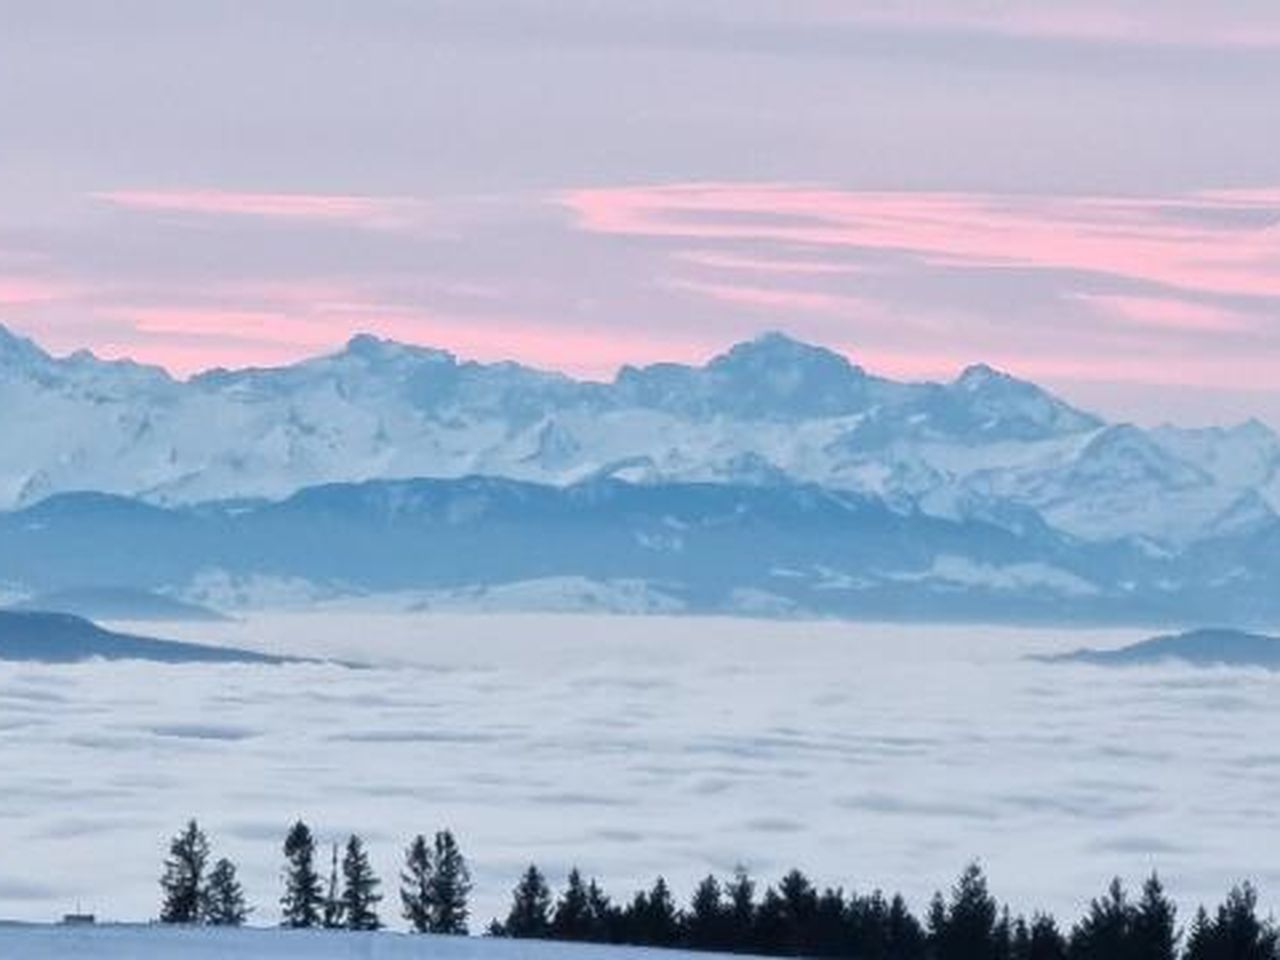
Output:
[0,323,1276,549]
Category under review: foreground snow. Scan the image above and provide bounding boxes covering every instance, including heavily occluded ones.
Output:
[0,925,721,960]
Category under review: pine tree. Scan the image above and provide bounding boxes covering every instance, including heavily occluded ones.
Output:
[280,821,324,929]
[426,830,471,934]
[929,863,1005,960]
[725,867,757,952]
[159,820,210,924]
[586,878,616,942]
[1069,878,1134,960]
[202,858,250,927]
[552,868,594,941]
[503,864,553,938]
[812,887,851,958]
[323,842,344,929]
[776,869,819,955]
[636,876,680,947]
[684,875,727,950]
[1027,914,1068,960]
[1131,873,1178,960]
[340,834,382,931]
[888,892,928,960]
[1185,884,1278,960]
[401,835,432,933]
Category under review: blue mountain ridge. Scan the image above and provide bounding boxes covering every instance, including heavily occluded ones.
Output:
[0,475,1275,625]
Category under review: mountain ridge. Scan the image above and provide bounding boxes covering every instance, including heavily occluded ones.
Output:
[0,323,1274,553]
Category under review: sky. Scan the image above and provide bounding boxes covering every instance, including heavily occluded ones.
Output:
[1,0,1279,426]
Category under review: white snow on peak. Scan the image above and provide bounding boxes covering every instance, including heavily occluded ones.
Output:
[0,324,1271,545]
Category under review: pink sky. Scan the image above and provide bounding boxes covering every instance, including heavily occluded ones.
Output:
[1,181,1277,417]
[4,2,1280,426]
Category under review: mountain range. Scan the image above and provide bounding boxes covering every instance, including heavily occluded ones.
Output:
[0,323,1276,623]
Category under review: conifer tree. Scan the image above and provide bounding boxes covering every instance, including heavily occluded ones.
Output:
[202,857,250,927]
[340,834,382,931]
[725,867,758,952]
[280,820,325,929]
[888,892,929,960]
[586,877,616,942]
[635,876,680,947]
[159,820,210,924]
[426,829,471,934]
[503,864,553,938]
[685,875,727,950]
[1185,884,1278,960]
[928,863,1005,960]
[776,869,819,955]
[1027,914,1068,960]
[552,868,594,941]
[401,834,433,934]
[323,841,343,929]
[1131,873,1178,960]
[1069,878,1134,960]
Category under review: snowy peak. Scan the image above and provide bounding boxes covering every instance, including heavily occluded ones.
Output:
[947,363,1101,439]
[0,325,1272,549]
[1073,424,1209,490]
[616,331,877,419]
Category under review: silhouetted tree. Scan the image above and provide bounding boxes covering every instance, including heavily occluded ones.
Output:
[1132,874,1178,960]
[810,887,850,958]
[929,863,1006,960]
[629,876,681,947]
[1025,914,1069,960]
[322,841,343,929]
[160,820,210,924]
[202,857,250,927]
[339,834,382,931]
[280,821,324,929]
[586,877,618,942]
[1069,878,1134,960]
[501,865,553,938]
[887,892,928,960]
[725,867,758,953]
[401,835,433,934]
[426,830,471,934]
[685,875,729,951]
[1185,884,1278,960]
[552,869,595,941]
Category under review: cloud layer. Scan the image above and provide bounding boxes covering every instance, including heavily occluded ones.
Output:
[0,612,1278,928]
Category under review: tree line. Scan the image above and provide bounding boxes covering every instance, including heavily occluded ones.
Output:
[158,820,1278,960]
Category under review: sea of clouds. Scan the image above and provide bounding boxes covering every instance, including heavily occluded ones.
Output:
[0,614,1277,930]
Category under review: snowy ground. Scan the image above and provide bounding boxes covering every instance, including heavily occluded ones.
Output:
[1,613,1278,929]
[0,923,724,959]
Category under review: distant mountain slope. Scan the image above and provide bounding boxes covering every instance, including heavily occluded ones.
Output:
[0,611,286,664]
[1037,628,1280,669]
[8,586,229,622]
[0,475,1274,625]
[0,323,1274,547]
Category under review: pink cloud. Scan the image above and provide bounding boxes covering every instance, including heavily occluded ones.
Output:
[91,189,420,228]
[1074,294,1259,334]
[0,277,78,304]
[561,182,1280,299]
[665,278,881,318]
[803,2,1280,50]
[93,299,716,381]
[673,249,867,276]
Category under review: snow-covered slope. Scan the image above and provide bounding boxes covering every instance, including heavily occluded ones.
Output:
[0,324,1274,547]
[0,925,723,960]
